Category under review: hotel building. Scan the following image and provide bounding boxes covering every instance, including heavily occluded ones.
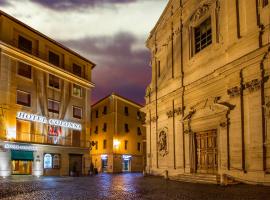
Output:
[0,11,95,177]
[90,93,146,173]
[143,0,270,184]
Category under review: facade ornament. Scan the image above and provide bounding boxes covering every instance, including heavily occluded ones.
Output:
[151,116,158,122]
[174,107,183,115]
[227,86,241,98]
[167,107,183,118]
[245,79,261,93]
[158,127,169,157]
[166,110,174,118]
[190,4,210,25]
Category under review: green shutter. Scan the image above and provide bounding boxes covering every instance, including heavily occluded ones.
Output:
[11,150,34,161]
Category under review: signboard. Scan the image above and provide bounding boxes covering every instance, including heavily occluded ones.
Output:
[4,143,37,151]
[122,155,132,160]
[17,112,82,130]
[44,154,52,169]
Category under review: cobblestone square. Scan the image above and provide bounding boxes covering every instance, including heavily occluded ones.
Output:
[0,173,269,200]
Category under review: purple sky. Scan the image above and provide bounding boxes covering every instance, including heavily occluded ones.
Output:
[0,0,167,105]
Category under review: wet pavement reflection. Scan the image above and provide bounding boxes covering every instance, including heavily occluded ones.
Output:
[0,173,269,200]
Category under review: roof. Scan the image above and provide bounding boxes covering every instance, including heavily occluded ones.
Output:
[0,10,96,69]
[92,92,143,108]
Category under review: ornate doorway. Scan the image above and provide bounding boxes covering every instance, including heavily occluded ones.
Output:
[195,130,217,174]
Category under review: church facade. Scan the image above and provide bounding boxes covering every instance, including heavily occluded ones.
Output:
[143,0,270,184]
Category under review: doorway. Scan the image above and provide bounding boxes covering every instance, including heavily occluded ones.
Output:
[122,159,131,172]
[69,154,82,176]
[195,130,218,174]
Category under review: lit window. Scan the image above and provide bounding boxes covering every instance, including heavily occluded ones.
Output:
[49,74,60,89]
[73,84,82,97]
[17,62,31,79]
[194,17,212,53]
[48,51,60,67]
[18,35,32,54]
[73,106,82,119]
[48,99,60,114]
[73,63,82,77]
[16,90,31,107]
[44,154,52,169]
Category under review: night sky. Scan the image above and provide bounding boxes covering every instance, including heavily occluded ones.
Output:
[0,0,168,105]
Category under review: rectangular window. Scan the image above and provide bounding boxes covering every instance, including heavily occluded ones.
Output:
[49,74,60,89]
[95,126,98,134]
[73,106,82,119]
[96,110,99,118]
[18,35,32,54]
[16,90,31,107]
[48,51,60,67]
[137,127,142,136]
[194,17,212,54]
[95,141,98,150]
[137,111,142,120]
[103,140,107,149]
[72,130,81,147]
[16,120,31,141]
[17,62,32,79]
[124,106,129,116]
[124,124,129,133]
[48,99,60,114]
[73,63,82,77]
[125,140,128,150]
[137,143,141,152]
[103,123,107,132]
[263,0,269,7]
[103,106,107,114]
[73,84,82,97]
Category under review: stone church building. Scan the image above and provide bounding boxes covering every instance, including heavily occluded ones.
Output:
[143,0,270,184]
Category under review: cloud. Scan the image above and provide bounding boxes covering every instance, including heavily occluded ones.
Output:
[32,0,137,10]
[61,32,151,105]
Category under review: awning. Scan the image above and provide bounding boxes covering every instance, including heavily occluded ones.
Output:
[11,150,34,161]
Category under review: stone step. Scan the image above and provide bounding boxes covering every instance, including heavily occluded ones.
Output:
[170,174,220,184]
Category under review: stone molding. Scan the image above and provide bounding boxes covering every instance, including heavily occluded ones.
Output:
[245,79,261,93]
[166,107,183,118]
[227,86,241,98]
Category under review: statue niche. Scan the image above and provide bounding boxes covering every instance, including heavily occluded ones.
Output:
[158,127,169,157]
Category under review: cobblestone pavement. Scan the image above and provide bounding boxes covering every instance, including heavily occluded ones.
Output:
[0,173,270,200]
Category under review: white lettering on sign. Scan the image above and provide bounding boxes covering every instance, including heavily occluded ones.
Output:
[122,155,132,160]
[17,112,82,130]
[4,143,38,151]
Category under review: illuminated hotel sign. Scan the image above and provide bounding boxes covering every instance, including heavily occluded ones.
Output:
[17,112,82,130]
[4,143,38,151]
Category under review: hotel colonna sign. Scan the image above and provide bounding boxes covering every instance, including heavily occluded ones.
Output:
[17,112,82,131]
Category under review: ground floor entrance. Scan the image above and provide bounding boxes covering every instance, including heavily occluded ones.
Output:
[195,130,218,174]
[122,155,131,172]
[69,154,83,176]
[101,158,108,172]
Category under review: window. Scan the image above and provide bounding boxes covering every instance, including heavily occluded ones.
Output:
[18,35,32,54]
[73,63,82,77]
[95,141,98,150]
[73,106,82,119]
[96,110,99,118]
[263,0,269,7]
[72,130,81,147]
[124,106,129,116]
[48,99,60,114]
[49,74,60,89]
[44,154,52,169]
[137,127,142,136]
[103,140,107,149]
[73,84,82,97]
[94,126,98,134]
[103,123,107,132]
[194,17,212,53]
[124,124,129,133]
[103,106,107,115]
[137,111,142,120]
[124,140,128,150]
[137,142,141,152]
[16,90,31,107]
[48,51,60,67]
[157,60,161,77]
[17,62,31,79]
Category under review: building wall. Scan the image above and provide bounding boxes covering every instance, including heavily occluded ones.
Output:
[143,0,270,184]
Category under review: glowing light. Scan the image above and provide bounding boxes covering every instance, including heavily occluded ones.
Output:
[113,139,120,149]
[7,127,16,139]
[101,154,108,160]
[122,155,132,160]
[4,143,37,151]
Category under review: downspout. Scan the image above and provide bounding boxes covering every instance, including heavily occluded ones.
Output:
[155,34,159,169]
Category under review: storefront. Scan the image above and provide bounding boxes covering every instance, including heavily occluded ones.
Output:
[101,154,108,172]
[122,155,131,172]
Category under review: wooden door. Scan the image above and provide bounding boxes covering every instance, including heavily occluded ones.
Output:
[195,130,217,174]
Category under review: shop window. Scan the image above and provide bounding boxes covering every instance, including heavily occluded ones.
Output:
[18,35,32,54]
[124,106,129,116]
[73,106,82,119]
[44,153,61,169]
[94,126,98,134]
[124,140,128,150]
[137,127,142,136]
[137,142,141,152]
[103,106,107,114]
[17,62,32,79]
[103,123,107,132]
[53,154,60,168]
[72,130,81,147]
[103,140,107,149]
[44,154,52,169]
[48,51,60,67]
[16,90,31,107]
[49,74,60,89]
[48,99,60,114]
[194,17,212,54]
[73,63,82,77]
[124,123,129,133]
[73,84,82,97]
[263,0,269,7]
